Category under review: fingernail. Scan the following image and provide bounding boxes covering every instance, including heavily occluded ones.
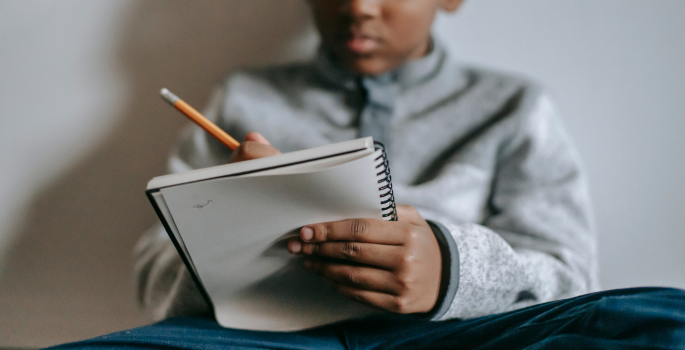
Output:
[301,227,314,241]
[289,240,301,253]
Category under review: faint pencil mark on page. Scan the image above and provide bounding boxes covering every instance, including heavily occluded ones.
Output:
[193,200,212,209]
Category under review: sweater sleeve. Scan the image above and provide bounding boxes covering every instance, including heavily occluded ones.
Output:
[134,224,213,320]
[433,92,599,320]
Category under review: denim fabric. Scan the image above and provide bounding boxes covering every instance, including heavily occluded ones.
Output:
[50,288,685,350]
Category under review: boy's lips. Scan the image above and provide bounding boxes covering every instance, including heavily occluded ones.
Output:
[343,34,380,55]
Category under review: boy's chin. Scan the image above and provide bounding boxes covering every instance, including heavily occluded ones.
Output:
[343,57,399,77]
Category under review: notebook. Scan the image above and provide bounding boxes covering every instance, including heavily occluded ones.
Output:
[146,137,398,331]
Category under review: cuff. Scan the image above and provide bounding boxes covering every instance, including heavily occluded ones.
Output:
[425,220,460,320]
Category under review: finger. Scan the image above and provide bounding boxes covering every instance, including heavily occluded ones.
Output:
[243,132,272,145]
[300,241,401,270]
[287,238,302,254]
[327,283,409,313]
[305,259,400,295]
[229,141,280,163]
[301,219,407,245]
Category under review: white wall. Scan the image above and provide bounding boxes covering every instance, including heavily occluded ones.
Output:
[0,0,683,347]
[0,0,127,260]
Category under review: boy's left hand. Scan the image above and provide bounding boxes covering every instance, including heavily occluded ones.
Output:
[287,205,442,314]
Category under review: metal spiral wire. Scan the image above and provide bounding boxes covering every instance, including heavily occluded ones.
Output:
[374,141,398,221]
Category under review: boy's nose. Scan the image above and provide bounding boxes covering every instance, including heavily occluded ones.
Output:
[344,0,382,19]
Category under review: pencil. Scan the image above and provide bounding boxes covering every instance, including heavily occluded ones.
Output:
[160,88,240,150]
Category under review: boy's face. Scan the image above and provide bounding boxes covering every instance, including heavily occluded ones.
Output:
[309,0,463,76]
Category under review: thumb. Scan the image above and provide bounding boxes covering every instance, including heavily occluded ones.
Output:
[396,205,426,226]
[243,132,272,146]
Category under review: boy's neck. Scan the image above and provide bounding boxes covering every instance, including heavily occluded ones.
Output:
[361,37,436,79]
[314,36,446,90]
[331,36,436,78]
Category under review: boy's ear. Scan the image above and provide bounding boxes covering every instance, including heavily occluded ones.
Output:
[439,0,465,12]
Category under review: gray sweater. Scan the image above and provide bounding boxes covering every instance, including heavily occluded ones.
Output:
[134,41,599,322]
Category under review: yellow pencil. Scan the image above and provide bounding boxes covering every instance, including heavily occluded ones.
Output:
[160,88,240,150]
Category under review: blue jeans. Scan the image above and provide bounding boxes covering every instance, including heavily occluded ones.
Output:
[50,288,685,349]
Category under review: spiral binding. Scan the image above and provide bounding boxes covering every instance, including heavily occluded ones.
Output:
[374,141,398,221]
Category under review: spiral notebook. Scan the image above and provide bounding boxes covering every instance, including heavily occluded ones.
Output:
[146,137,397,331]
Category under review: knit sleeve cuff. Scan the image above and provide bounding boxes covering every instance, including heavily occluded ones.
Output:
[425,220,460,320]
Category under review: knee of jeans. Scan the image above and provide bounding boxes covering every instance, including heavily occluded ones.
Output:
[593,288,685,327]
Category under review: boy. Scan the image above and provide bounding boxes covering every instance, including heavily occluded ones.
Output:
[55,0,685,349]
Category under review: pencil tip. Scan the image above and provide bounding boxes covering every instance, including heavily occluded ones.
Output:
[160,88,180,105]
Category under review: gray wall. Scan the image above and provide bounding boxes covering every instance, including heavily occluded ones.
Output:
[0,0,316,346]
[435,0,685,290]
[0,0,683,346]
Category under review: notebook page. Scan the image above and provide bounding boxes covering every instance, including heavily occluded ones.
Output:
[153,150,374,262]
[152,149,375,279]
[150,192,201,279]
[239,148,374,177]
[160,151,385,331]
[148,137,373,190]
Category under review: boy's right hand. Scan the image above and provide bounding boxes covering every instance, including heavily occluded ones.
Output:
[229,132,281,163]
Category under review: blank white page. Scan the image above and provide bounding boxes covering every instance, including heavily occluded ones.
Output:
[160,151,386,331]
[149,137,373,190]
[150,192,200,279]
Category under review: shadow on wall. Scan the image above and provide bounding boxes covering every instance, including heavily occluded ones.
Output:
[0,0,314,346]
